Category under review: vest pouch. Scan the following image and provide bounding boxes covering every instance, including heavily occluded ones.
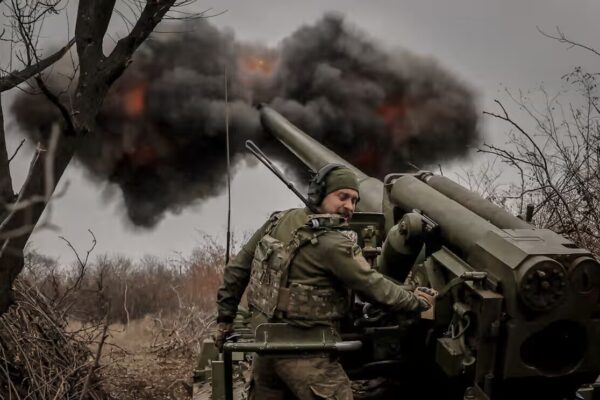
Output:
[285,282,348,320]
[248,234,290,318]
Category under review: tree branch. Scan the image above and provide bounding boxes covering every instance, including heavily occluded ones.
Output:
[34,75,75,135]
[107,0,176,83]
[74,0,116,74]
[7,139,25,164]
[0,38,74,92]
[56,230,97,308]
[484,100,549,172]
[0,124,73,247]
[537,26,600,57]
[73,0,177,133]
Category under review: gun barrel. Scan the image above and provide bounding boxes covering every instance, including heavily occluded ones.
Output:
[390,175,504,254]
[259,104,383,212]
[424,175,531,229]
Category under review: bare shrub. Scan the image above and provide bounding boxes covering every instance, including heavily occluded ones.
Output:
[22,235,226,325]
[0,280,106,399]
[22,249,63,302]
[4,235,228,398]
[480,69,600,253]
[145,237,225,356]
[150,301,215,357]
[180,235,226,312]
[477,33,600,253]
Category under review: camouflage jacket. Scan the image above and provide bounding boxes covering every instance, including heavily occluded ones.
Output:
[216,207,422,328]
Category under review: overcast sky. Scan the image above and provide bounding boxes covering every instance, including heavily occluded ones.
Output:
[3,0,600,263]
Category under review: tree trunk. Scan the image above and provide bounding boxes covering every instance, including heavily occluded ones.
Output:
[0,125,76,313]
[0,95,14,211]
[0,94,18,312]
[0,0,178,315]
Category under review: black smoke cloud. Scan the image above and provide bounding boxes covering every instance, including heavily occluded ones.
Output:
[12,14,480,227]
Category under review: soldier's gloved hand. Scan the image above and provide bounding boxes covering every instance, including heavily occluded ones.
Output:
[414,287,438,311]
[213,322,234,352]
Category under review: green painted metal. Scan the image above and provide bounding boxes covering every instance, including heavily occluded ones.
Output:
[211,359,225,400]
[196,106,600,400]
[222,324,362,400]
[259,104,384,213]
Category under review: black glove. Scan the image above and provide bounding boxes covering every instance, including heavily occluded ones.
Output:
[212,322,234,352]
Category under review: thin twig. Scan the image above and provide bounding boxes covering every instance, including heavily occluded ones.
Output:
[79,308,109,400]
[7,139,25,163]
[537,26,600,57]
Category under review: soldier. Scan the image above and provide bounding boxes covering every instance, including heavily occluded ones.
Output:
[215,164,436,400]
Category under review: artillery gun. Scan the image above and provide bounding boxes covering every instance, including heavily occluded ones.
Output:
[195,105,600,400]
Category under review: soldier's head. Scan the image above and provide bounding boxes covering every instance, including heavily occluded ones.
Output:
[308,164,360,221]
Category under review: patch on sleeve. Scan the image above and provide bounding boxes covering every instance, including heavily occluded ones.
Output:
[339,229,358,244]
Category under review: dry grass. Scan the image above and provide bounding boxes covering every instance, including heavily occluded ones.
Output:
[98,316,201,400]
[65,314,210,399]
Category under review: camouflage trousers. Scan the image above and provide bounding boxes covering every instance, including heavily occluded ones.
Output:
[247,354,353,400]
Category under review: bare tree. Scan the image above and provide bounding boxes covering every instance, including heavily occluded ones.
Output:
[0,0,202,314]
[480,30,600,253]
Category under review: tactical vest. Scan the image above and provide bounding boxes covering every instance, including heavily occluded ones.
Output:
[247,212,349,321]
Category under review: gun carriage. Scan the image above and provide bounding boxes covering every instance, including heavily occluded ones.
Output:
[196,105,600,400]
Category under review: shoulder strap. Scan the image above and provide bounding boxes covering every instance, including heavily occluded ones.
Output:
[263,210,288,236]
[305,213,347,229]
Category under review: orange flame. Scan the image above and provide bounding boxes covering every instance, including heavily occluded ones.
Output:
[377,101,407,126]
[377,99,414,145]
[241,55,274,74]
[123,83,147,118]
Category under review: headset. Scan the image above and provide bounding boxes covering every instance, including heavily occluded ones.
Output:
[307,163,347,207]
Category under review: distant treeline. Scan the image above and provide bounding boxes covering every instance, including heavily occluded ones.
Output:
[22,237,227,323]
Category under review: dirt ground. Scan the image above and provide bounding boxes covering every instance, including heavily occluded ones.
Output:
[100,347,193,399]
[84,317,197,399]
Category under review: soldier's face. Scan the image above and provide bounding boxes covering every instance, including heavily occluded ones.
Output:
[318,188,359,222]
